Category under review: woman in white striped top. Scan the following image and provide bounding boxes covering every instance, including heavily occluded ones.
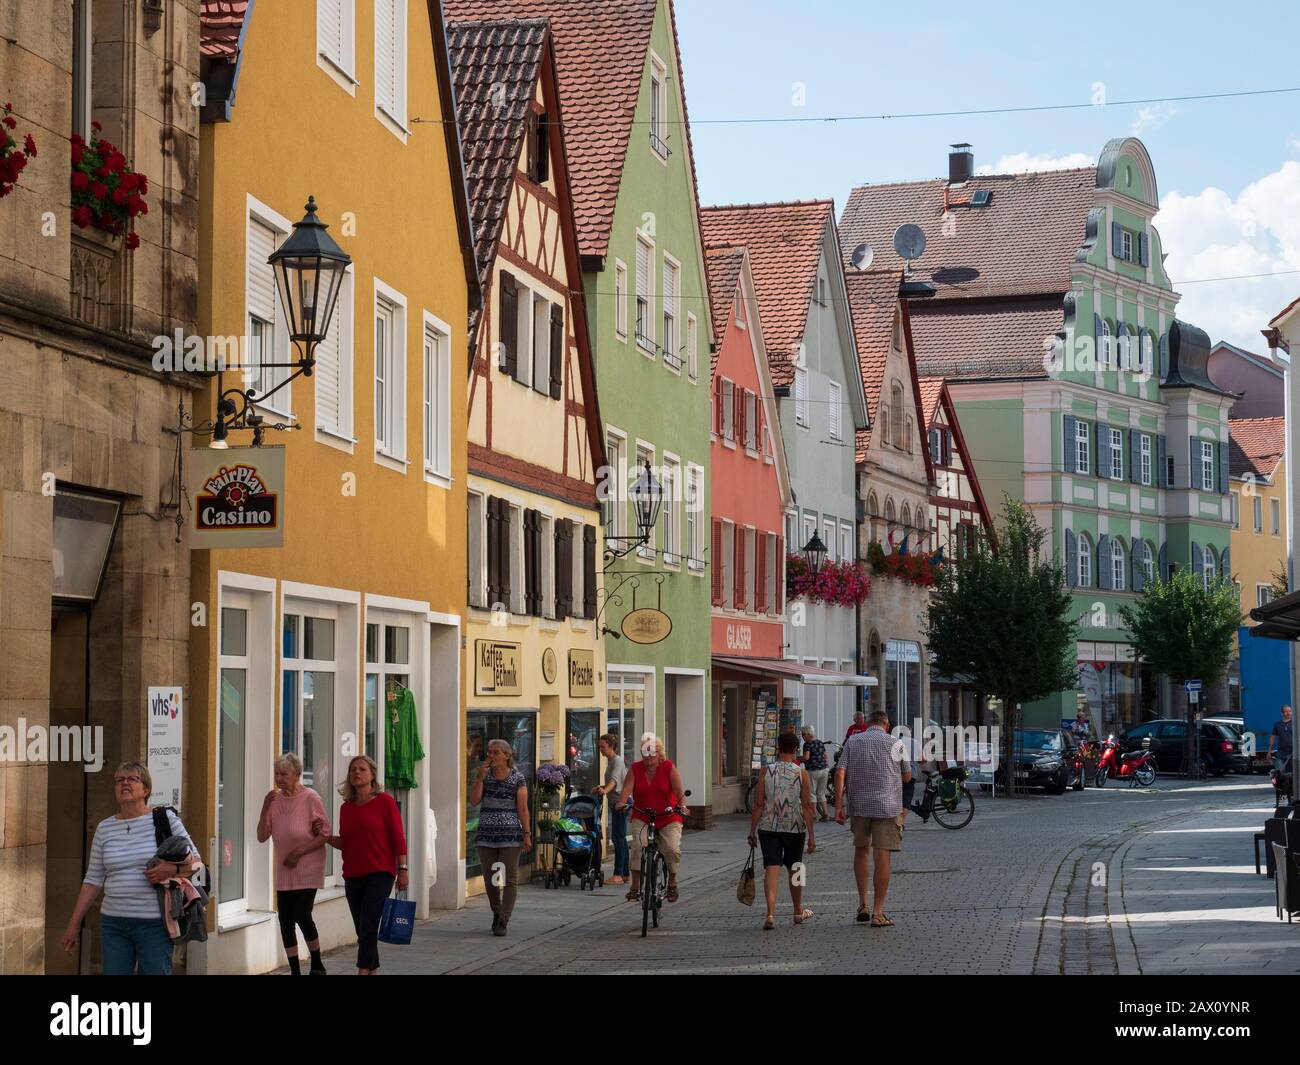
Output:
[61,762,201,975]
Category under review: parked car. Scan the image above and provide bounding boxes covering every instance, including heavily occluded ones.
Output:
[996,728,1072,794]
[1203,716,1265,773]
[1117,718,1248,775]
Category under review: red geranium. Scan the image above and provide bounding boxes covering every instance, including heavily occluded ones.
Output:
[69,125,149,249]
[0,102,38,199]
[786,554,872,607]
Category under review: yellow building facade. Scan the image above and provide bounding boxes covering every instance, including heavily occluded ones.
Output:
[190,1,478,972]
[447,19,607,894]
[1229,418,1286,615]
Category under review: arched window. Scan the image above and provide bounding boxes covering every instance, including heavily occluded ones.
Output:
[891,381,904,446]
[880,401,890,444]
[1118,325,1132,371]
[1203,546,1217,591]
[1111,537,1125,591]
[1142,540,1155,585]
[1100,320,1112,368]
[885,497,896,550]
[1078,532,1092,587]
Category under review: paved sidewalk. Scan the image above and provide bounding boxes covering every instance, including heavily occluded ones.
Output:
[1116,794,1296,974]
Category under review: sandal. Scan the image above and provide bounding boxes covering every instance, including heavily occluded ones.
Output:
[609,875,625,885]
[794,908,814,925]
[666,883,679,903]
[855,906,872,923]
[763,914,775,931]
[870,913,895,928]
[625,889,640,902]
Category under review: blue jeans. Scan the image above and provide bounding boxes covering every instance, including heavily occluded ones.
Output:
[608,805,630,877]
[100,915,174,975]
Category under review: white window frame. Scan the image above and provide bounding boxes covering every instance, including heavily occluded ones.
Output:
[1200,440,1215,492]
[839,522,853,564]
[614,259,628,341]
[662,252,681,372]
[823,518,836,564]
[1111,538,1125,591]
[802,513,817,558]
[1230,491,1239,529]
[422,311,452,486]
[635,232,656,355]
[1271,497,1281,536]
[508,503,525,614]
[1140,433,1151,486]
[1075,420,1090,475]
[1258,584,1274,608]
[1254,495,1263,533]
[1109,427,1123,481]
[1121,229,1133,262]
[686,463,705,573]
[648,51,669,161]
[531,292,551,397]
[246,198,294,420]
[744,390,758,452]
[794,366,809,428]
[604,428,626,545]
[1100,320,1113,368]
[72,0,93,140]
[538,511,555,620]
[1078,533,1092,587]
[373,278,408,469]
[317,0,358,93]
[662,454,681,568]
[828,380,842,442]
[1142,541,1154,585]
[686,312,698,380]
[721,379,735,445]
[468,490,486,609]
[743,526,757,612]
[373,0,409,140]
[315,267,355,449]
[571,520,585,622]
[1202,547,1217,591]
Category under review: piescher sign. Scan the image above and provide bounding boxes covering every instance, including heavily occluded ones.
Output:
[189,446,285,548]
[475,640,522,696]
[568,649,595,698]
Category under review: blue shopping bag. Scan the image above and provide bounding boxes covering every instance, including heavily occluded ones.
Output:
[378,894,416,946]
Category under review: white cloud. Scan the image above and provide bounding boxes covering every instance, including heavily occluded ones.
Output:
[977,151,1095,175]
[1131,103,1177,135]
[1155,160,1300,350]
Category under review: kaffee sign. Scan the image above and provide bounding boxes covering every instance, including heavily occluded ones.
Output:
[189,446,285,548]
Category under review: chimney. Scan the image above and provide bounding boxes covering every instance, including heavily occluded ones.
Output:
[949,143,973,184]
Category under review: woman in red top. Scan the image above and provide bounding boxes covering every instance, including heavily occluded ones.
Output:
[325,755,407,975]
[615,733,688,904]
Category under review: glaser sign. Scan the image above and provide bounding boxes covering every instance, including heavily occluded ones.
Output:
[188,446,285,548]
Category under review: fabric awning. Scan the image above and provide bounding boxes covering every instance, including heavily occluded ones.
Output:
[1249,589,1300,640]
[712,655,878,687]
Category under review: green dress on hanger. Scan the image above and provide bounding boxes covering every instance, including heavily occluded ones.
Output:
[385,686,425,791]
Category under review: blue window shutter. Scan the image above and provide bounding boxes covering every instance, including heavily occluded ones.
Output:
[1096,421,1109,476]
[1063,415,1077,473]
[1096,534,1110,590]
[1217,440,1229,494]
[1094,314,1103,361]
[1129,430,1141,485]
[1158,542,1168,582]
[1190,435,1199,489]
[1139,232,1150,267]
[1156,435,1167,487]
[1065,529,1077,587]
[1131,545,1142,592]
[1111,221,1123,258]
[1191,542,1203,579]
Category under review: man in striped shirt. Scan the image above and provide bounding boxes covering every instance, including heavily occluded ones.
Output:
[834,709,911,927]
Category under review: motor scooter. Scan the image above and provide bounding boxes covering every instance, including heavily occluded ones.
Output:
[1095,733,1156,787]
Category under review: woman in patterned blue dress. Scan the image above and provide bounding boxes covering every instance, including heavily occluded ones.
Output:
[469,739,531,936]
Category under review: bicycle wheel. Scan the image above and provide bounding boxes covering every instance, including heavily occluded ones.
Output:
[931,786,974,829]
[640,846,656,937]
[652,852,668,928]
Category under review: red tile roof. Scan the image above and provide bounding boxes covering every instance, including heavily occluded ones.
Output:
[703,244,746,369]
[446,19,550,287]
[844,268,902,425]
[199,0,248,59]
[444,0,701,263]
[1229,416,1285,480]
[699,200,834,385]
[908,297,1064,380]
[838,168,1096,299]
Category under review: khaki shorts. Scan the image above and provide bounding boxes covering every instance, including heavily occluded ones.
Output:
[850,815,903,852]
[631,819,682,874]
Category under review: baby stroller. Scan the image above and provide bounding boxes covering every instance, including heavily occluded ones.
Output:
[545,792,604,891]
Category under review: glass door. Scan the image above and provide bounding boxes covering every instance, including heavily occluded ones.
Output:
[282,604,339,877]
[566,709,601,797]
[365,619,412,838]
[465,711,538,876]
[218,597,250,913]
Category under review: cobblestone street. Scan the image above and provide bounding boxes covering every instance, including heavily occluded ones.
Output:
[304,776,1293,976]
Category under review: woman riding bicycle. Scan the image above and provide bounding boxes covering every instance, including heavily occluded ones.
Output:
[615,732,688,905]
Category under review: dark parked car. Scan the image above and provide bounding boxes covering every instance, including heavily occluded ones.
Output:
[1118,719,1248,775]
[996,728,1072,794]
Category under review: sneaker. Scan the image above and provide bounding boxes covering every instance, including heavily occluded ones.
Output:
[493,920,508,937]
[309,964,327,976]
[491,913,501,933]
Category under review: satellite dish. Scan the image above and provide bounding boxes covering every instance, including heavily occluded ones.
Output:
[893,223,927,264]
[851,243,874,271]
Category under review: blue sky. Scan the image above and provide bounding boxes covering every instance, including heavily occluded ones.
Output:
[674,0,1300,350]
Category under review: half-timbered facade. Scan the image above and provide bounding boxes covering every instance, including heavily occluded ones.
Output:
[449,18,607,891]
[919,376,995,557]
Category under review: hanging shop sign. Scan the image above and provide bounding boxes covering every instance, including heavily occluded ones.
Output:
[189,446,285,548]
[621,607,672,645]
[147,686,183,810]
[568,649,595,698]
[541,647,558,687]
[475,639,522,696]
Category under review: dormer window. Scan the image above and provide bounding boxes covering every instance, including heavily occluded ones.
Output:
[1120,229,1133,262]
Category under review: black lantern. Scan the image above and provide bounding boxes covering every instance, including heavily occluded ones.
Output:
[630,460,663,544]
[268,196,351,364]
[802,531,828,578]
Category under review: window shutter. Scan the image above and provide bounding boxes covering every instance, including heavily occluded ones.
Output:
[499,272,518,378]
[1139,232,1149,267]
[794,367,808,425]
[713,377,723,435]
[485,498,500,605]
[375,0,398,118]
[1191,541,1203,578]
[499,504,513,608]
[1065,529,1077,588]
[1093,314,1102,359]
[710,520,724,605]
[1158,542,1168,582]
[776,535,785,612]
[635,240,650,326]
[1111,221,1123,258]
[315,281,343,433]
[1063,415,1076,473]
[755,533,767,613]
[1095,421,1108,474]
[1189,435,1199,488]
[582,524,597,619]
[829,383,841,441]
[1217,440,1228,494]
[1222,546,1231,578]
[1131,544,1142,592]
[662,259,676,347]
[1130,430,1141,485]
[733,386,743,446]
[247,217,278,332]
[1096,534,1110,590]
[733,525,745,609]
[554,519,571,620]
[527,510,543,615]
[1156,435,1167,488]
[549,304,563,400]
[318,0,344,64]
[1158,333,1169,379]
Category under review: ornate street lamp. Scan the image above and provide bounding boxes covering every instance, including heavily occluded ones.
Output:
[802,531,828,578]
[630,460,663,547]
[210,196,351,448]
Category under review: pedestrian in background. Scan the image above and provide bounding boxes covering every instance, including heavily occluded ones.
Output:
[327,755,407,974]
[1268,704,1293,772]
[61,762,201,975]
[801,725,830,822]
[257,752,329,975]
[843,710,868,744]
[748,731,816,929]
[469,738,531,936]
[835,710,911,928]
[595,733,629,884]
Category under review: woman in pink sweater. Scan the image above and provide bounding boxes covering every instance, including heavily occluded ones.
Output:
[257,752,330,975]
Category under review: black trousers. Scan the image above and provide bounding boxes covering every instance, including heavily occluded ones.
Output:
[344,872,394,970]
[276,888,319,950]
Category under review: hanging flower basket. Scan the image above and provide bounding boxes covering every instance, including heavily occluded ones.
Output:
[0,103,38,199]
[70,122,148,250]
[786,553,871,606]
[865,541,944,588]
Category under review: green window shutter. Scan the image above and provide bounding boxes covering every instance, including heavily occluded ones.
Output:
[1097,534,1110,590]
[1157,435,1167,488]
[1217,440,1229,494]
[1096,421,1109,476]
[1065,529,1077,588]
[1129,430,1141,485]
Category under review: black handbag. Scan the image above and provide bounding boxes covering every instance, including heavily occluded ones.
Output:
[736,845,757,906]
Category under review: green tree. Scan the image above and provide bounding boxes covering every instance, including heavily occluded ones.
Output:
[925,498,1078,794]
[1119,570,1242,777]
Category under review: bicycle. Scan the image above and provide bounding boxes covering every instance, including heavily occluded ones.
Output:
[912,767,975,829]
[631,791,690,937]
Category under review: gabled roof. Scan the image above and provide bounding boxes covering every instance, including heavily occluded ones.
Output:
[1229,416,1285,481]
[1270,293,1300,329]
[199,0,248,58]
[699,200,835,385]
[444,0,702,266]
[702,244,746,370]
[908,297,1064,380]
[446,18,550,288]
[838,168,1096,299]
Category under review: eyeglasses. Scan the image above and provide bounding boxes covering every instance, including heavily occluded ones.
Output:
[114,775,143,785]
